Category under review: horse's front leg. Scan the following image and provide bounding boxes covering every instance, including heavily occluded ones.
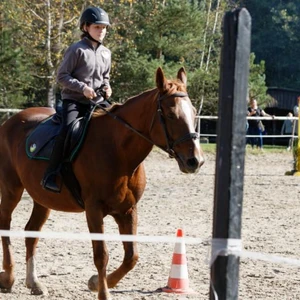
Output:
[86,206,110,300]
[25,202,51,295]
[88,206,139,291]
[108,207,139,287]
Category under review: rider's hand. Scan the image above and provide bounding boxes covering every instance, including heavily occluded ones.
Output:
[83,86,97,100]
[103,86,112,99]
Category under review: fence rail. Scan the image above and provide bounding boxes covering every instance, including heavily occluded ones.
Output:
[196,115,299,140]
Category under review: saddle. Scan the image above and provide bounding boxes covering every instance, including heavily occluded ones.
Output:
[26,104,89,162]
[26,98,111,208]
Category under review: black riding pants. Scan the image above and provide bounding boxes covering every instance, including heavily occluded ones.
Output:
[59,100,91,137]
[47,100,90,172]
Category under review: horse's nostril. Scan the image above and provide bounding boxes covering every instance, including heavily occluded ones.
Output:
[187,157,205,169]
[187,157,198,168]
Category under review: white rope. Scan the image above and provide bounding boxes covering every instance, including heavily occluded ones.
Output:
[1,230,300,268]
[0,230,202,244]
[208,238,300,267]
[240,250,300,267]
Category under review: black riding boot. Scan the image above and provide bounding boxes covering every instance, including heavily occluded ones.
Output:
[41,136,65,193]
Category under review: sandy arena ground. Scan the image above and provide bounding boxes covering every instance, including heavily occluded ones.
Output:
[0,148,300,300]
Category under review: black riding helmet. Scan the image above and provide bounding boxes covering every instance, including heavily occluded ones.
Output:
[80,7,110,31]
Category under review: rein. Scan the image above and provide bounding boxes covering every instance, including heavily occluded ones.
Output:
[91,92,199,158]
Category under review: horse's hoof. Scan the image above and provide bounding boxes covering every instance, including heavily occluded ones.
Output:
[30,283,48,295]
[0,271,14,293]
[0,287,12,293]
[88,275,98,292]
[107,274,118,288]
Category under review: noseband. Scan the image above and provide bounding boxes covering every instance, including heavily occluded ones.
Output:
[155,92,200,158]
[92,92,199,158]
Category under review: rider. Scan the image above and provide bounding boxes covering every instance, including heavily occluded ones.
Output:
[41,6,112,193]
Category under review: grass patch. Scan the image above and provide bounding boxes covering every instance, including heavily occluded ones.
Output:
[200,143,289,155]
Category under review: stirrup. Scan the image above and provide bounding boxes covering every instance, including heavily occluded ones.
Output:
[41,172,62,193]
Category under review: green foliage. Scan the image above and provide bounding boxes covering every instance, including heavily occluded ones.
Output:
[248,53,273,107]
[132,0,205,61]
[188,65,220,115]
[0,0,278,117]
[106,0,208,103]
[243,0,300,88]
[110,50,159,102]
[0,28,32,108]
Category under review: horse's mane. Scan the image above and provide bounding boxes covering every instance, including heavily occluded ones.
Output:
[92,78,186,117]
[93,102,122,117]
[92,89,156,117]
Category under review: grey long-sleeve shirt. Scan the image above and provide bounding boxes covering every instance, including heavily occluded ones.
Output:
[57,37,111,104]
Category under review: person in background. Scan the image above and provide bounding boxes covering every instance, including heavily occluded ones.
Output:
[281,112,294,151]
[41,6,112,193]
[294,97,299,135]
[247,98,273,150]
[294,97,299,118]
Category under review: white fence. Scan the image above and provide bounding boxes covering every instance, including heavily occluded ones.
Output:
[196,115,299,142]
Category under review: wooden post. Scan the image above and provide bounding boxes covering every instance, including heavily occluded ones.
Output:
[210,8,251,300]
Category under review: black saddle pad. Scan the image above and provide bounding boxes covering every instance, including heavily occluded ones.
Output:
[26,114,89,162]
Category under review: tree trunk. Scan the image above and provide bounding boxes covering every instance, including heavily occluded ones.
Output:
[205,0,221,71]
[46,0,55,107]
[200,0,212,69]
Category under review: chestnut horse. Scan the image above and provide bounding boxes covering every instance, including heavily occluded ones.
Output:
[0,67,204,299]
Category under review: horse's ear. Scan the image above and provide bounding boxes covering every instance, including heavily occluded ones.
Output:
[177,67,187,86]
[156,67,167,91]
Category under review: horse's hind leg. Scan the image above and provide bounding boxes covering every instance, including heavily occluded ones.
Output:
[24,202,50,295]
[88,208,139,290]
[0,186,24,293]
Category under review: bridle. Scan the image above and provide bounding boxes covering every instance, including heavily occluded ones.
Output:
[153,92,200,157]
[92,92,199,158]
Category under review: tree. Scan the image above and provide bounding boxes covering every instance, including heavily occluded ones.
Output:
[0,0,271,117]
[248,53,273,107]
[0,0,82,107]
[105,0,208,102]
[242,0,300,88]
[0,1,33,107]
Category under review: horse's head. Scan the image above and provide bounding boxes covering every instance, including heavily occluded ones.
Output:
[151,67,204,173]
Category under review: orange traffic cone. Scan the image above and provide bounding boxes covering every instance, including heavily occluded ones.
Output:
[162,228,196,294]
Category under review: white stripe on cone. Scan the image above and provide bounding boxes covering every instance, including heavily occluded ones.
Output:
[174,241,186,254]
[169,264,189,279]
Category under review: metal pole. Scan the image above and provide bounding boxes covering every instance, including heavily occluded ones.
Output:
[294,97,300,176]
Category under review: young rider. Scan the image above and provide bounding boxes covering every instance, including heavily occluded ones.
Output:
[41,6,112,192]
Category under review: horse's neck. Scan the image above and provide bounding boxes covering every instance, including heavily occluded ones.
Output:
[118,89,158,131]
[91,89,158,167]
[117,89,158,158]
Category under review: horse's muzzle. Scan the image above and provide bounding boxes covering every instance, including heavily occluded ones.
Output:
[177,154,205,174]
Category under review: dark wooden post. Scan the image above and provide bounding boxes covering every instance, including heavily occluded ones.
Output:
[210,8,251,300]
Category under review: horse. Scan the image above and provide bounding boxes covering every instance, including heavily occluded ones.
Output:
[0,67,204,300]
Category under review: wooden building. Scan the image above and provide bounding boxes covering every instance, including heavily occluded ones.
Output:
[267,87,300,115]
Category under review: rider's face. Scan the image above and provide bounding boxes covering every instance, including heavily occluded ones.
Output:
[86,24,107,42]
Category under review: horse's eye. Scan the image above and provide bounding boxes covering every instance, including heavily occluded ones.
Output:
[167,112,176,120]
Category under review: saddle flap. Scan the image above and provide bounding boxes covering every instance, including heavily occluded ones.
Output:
[25,114,89,161]
[26,116,60,159]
